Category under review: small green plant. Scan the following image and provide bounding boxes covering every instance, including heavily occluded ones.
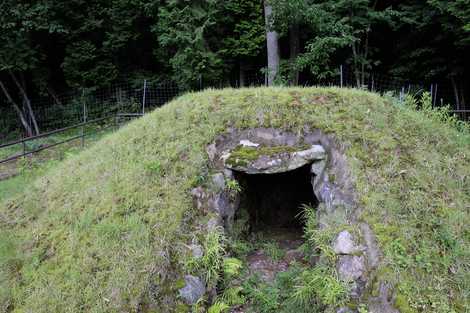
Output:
[262,241,285,261]
[243,276,281,313]
[291,266,347,308]
[300,204,317,247]
[223,257,243,279]
[202,228,226,287]
[226,179,242,193]
[186,227,226,288]
[358,304,369,313]
[207,301,229,313]
[192,297,206,313]
[388,239,409,269]
[221,286,246,306]
[144,160,162,174]
[227,238,253,257]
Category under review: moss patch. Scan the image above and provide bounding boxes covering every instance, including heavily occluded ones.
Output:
[226,144,310,167]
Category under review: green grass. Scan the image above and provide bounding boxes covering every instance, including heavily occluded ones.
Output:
[0,87,469,312]
[0,124,113,201]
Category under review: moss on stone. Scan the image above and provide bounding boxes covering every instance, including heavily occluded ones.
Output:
[226,144,310,167]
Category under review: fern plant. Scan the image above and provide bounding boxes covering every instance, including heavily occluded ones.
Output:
[223,257,243,279]
[221,286,246,306]
[291,266,347,308]
[203,227,226,287]
[208,301,230,313]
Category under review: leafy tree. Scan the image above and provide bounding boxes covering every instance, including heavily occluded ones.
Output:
[219,0,265,86]
[394,0,469,108]
[271,0,397,85]
[0,0,65,135]
[156,0,225,90]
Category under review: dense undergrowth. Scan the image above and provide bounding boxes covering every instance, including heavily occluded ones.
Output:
[0,87,469,312]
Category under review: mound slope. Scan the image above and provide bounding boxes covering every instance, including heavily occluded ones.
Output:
[1,88,469,313]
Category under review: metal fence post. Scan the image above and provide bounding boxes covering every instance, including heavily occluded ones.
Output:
[340,65,343,88]
[430,84,434,105]
[81,89,86,148]
[22,137,26,161]
[142,79,147,115]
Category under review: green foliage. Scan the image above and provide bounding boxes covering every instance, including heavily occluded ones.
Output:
[223,257,243,280]
[220,1,265,58]
[225,179,242,194]
[358,304,369,313]
[243,275,281,313]
[291,266,347,308]
[187,227,226,288]
[261,241,285,261]
[207,301,230,313]
[271,0,397,82]
[404,92,470,134]
[239,263,345,313]
[156,0,224,89]
[221,286,246,307]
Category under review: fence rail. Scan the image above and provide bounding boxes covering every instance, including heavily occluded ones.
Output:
[0,116,114,164]
[1,68,469,164]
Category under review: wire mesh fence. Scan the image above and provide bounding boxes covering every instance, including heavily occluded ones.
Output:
[1,67,468,146]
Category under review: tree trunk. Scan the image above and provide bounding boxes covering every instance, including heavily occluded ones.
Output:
[0,80,34,137]
[459,80,466,108]
[47,86,64,107]
[289,24,300,86]
[351,43,361,88]
[361,31,370,88]
[239,60,246,87]
[450,75,460,110]
[9,71,40,135]
[264,1,280,86]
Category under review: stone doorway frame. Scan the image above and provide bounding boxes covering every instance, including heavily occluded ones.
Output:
[189,128,398,312]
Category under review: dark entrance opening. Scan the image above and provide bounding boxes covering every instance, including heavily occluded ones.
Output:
[234,164,318,232]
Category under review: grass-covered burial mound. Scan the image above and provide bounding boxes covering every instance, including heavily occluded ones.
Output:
[1,88,469,313]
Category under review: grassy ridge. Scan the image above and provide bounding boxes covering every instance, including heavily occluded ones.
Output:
[0,87,469,312]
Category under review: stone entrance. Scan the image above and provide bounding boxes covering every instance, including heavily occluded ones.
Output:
[186,128,397,312]
[234,164,317,230]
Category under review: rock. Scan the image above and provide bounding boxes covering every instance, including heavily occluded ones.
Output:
[239,139,259,147]
[333,230,362,255]
[284,249,305,264]
[310,159,326,176]
[293,145,326,160]
[337,255,365,281]
[207,216,222,230]
[206,143,217,162]
[191,187,209,213]
[212,173,225,191]
[223,169,234,179]
[368,282,400,313]
[226,144,327,174]
[337,308,354,313]
[189,244,203,259]
[247,250,288,283]
[178,275,205,305]
[360,223,380,270]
